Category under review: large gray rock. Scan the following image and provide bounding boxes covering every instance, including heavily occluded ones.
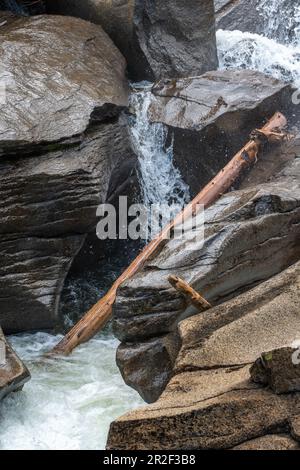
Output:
[215,0,264,35]
[0,121,133,333]
[47,0,134,59]
[176,262,300,372]
[117,333,180,404]
[0,14,128,156]
[107,261,300,450]
[0,15,135,333]
[47,0,218,81]
[0,327,30,400]
[107,371,300,450]
[114,146,300,402]
[149,70,293,195]
[131,0,218,81]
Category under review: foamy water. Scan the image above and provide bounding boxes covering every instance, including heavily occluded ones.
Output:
[0,332,142,450]
[217,29,300,87]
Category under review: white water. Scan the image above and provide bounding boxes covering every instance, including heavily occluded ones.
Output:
[217,29,300,87]
[1,1,300,451]
[218,0,300,87]
[0,333,142,450]
[129,84,190,238]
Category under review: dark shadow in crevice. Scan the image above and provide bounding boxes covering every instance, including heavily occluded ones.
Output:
[59,237,144,332]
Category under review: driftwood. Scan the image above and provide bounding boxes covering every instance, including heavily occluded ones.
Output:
[50,112,288,356]
[168,275,211,311]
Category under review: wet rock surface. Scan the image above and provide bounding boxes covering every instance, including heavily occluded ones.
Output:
[114,142,300,402]
[0,327,30,400]
[215,0,264,35]
[47,0,218,82]
[117,333,180,404]
[0,15,135,333]
[131,0,218,81]
[149,70,293,195]
[0,120,134,333]
[3,0,45,15]
[0,14,128,155]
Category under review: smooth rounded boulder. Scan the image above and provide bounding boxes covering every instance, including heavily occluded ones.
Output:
[0,14,128,155]
[0,15,135,333]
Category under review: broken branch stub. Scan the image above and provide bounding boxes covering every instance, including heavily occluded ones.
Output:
[168,275,212,311]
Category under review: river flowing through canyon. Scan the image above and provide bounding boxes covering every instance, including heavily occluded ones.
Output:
[0,0,299,450]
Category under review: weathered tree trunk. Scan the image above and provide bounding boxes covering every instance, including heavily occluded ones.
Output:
[50,112,288,356]
[168,275,212,311]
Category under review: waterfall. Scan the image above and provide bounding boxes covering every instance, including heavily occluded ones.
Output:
[128,84,190,238]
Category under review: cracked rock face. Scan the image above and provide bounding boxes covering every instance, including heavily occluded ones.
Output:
[107,261,300,449]
[47,0,218,81]
[0,15,135,333]
[107,373,300,450]
[149,70,293,195]
[0,327,30,401]
[114,145,300,402]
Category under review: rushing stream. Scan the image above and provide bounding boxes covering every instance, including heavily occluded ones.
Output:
[1,1,300,450]
[0,333,142,450]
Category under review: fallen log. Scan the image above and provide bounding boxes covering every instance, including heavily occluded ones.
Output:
[50,112,288,356]
[168,275,212,311]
